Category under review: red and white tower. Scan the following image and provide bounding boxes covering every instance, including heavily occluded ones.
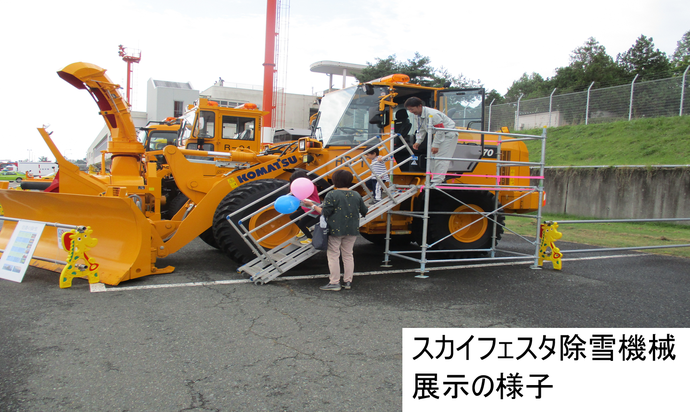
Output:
[118,45,142,106]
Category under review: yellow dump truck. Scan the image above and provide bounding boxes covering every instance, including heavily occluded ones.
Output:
[0,62,539,285]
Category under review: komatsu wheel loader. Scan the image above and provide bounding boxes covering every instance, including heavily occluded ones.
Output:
[0,62,539,285]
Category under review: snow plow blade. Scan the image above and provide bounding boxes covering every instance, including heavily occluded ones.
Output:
[0,190,172,285]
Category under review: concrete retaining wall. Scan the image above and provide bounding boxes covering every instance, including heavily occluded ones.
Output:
[542,167,690,223]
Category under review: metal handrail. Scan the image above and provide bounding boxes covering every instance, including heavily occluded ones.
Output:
[230,133,414,274]
[385,123,547,274]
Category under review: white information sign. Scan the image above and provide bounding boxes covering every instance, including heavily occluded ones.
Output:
[0,220,46,282]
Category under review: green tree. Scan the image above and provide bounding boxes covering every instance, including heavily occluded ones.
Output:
[617,35,671,80]
[504,72,551,102]
[356,55,397,82]
[400,53,437,85]
[551,37,626,92]
[357,53,430,84]
[485,89,505,105]
[356,53,481,88]
[434,67,482,88]
[671,30,690,74]
[38,156,49,162]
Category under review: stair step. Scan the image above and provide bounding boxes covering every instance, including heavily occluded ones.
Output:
[237,184,421,284]
[241,265,261,276]
[267,251,288,261]
[360,186,419,225]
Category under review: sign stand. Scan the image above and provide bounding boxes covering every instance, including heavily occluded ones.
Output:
[0,220,46,282]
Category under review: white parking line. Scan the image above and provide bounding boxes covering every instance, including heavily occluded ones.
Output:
[89,253,646,293]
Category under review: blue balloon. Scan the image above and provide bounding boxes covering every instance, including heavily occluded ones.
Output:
[274,194,300,214]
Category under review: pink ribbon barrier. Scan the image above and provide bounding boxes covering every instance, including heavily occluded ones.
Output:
[422,185,537,192]
[428,172,543,180]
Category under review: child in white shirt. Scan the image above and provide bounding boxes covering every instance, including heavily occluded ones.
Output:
[364,147,389,202]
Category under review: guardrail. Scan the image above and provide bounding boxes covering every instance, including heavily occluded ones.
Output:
[383,125,549,276]
[551,218,690,254]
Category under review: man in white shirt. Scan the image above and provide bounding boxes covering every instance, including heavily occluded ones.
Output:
[404,97,458,184]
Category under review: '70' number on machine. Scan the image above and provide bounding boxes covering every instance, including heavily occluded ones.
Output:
[483,145,498,158]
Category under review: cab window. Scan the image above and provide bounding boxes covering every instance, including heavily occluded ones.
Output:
[195,111,216,138]
[315,85,386,147]
[222,116,256,141]
[147,131,178,151]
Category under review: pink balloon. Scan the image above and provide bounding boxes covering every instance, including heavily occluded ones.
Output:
[290,177,315,200]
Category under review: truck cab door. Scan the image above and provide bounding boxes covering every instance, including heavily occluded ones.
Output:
[437,88,486,173]
[437,88,485,130]
[220,115,260,153]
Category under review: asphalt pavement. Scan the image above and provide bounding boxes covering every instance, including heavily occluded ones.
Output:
[1,235,689,411]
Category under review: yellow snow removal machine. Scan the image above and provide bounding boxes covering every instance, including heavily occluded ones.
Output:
[0,63,539,285]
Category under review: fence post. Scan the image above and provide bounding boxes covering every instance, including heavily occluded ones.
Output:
[515,94,524,130]
[681,66,690,116]
[548,87,557,127]
[488,98,495,131]
[585,81,594,125]
[629,73,639,121]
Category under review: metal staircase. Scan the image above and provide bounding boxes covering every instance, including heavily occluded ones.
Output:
[229,123,549,284]
[230,133,418,285]
[238,184,420,284]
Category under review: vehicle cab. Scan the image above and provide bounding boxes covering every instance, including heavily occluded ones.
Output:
[308,74,538,213]
[139,117,183,153]
[313,74,485,146]
[178,98,268,154]
[310,74,487,174]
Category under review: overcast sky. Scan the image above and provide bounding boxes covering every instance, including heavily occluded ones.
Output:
[1,0,688,162]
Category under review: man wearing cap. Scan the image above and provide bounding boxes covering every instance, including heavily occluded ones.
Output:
[404,96,458,184]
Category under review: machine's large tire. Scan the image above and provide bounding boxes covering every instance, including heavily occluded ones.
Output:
[360,197,414,247]
[163,191,186,220]
[167,193,218,249]
[20,181,51,191]
[213,179,294,265]
[360,233,413,247]
[198,227,219,249]
[416,190,504,257]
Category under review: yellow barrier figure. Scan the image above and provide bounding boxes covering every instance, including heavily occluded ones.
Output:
[60,226,100,288]
[538,221,563,270]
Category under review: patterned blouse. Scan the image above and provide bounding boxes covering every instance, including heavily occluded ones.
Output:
[321,189,369,236]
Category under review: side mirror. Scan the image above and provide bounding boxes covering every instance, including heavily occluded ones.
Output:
[369,106,387,128]
[369,113,384,126]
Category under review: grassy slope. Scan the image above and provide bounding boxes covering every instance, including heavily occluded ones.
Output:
[519,115,690,166]
[510,116,690,258]
[506,214,690,259]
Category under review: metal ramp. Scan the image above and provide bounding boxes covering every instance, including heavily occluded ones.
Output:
[238,183,420,285]
[231,133,419,285]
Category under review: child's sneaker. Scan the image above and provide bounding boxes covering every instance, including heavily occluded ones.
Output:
[295,230,305,238]
[319,283,341,291]
[300,238,312,245]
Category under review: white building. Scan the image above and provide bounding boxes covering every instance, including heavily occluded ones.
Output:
[87,78,320,166]
[309,60,366,92]
[147,79,200,121]
[200,82,319,131]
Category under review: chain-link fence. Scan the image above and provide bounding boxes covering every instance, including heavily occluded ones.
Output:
[486,70,690,131]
